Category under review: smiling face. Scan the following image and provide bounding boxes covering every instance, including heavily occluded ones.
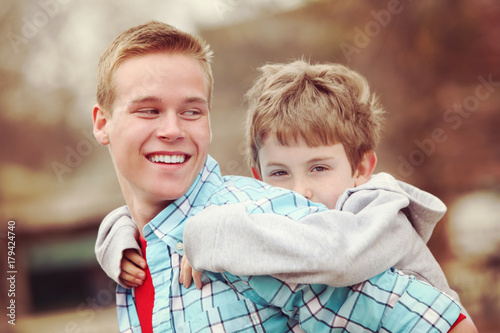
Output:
[258,136,373,209]
[93,52,211,218]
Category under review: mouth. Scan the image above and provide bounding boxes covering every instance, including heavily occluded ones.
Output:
[147,154,188,164]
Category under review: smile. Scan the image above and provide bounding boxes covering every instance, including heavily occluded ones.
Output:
[148,154,186,164]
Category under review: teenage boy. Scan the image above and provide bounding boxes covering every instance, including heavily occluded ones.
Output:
[94,21,469,332]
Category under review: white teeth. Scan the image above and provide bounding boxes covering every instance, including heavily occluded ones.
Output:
[150,155,185,164]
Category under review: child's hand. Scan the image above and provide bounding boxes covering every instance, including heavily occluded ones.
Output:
[119,249,147,288]
[179,255,204,290]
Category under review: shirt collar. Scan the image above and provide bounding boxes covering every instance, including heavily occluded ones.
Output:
[143,155,223,253]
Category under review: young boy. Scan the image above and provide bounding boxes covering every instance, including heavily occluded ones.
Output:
[96,59,474,331]
[183,60,461,297]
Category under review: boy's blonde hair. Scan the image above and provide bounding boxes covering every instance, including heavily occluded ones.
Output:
[246,60,385,175]
[96,21,214,113]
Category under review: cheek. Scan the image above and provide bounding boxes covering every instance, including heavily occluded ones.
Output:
[261,175,272,184]
[262,176,288,189]
[315,177,347,208]
[319,190,342,209]
[326,177,356,208]
[192,122,212,149]
[109,142,136,176]
[262,178,278,188]
[108,126,146,164]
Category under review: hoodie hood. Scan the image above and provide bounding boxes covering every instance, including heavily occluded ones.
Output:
[336,172,447,243]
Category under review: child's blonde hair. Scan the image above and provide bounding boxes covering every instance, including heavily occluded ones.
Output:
[246,60,385,175]
[96,21,214,113]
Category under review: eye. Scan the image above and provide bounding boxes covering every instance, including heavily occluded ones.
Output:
[311,165,329,173]
[136,109,159,117]
[269,170,289,177]
[181,109,203,119]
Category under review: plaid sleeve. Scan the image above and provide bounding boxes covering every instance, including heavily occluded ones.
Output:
[379,273,462,332]
[222,268,461,332]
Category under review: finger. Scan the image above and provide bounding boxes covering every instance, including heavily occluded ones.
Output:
[120,271,143,287]
[119,279,138,288]
[120,280,140,288]
[179,256,185,284]
[121,258,146,282]
[124,249,147,269]
[193,270,203,290]
[180,256,193,289]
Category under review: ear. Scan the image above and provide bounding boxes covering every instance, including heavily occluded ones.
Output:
[251,167,262,181]
[93,104,110,145]
[354,151,377,186]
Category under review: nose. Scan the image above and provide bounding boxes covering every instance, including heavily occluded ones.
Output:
[156,112,184,141]
[292,181,313,201]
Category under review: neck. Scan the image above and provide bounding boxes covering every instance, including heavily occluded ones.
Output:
[121,188,173,238]
[127,198,172,238]
[116,174,173,238]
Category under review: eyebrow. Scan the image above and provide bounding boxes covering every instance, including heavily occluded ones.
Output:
[128,95,208,106]
[306,156,336,164]
[182,96,209,105]
[129,95,162,106]
[264,161,287,168]
[264,156,335,168]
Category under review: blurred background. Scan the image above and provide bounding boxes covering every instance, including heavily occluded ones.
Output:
[0,0,499,332]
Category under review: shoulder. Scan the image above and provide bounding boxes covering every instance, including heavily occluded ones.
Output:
[339,172,428,201]
[209,175,325,215]
[212,175,294,202]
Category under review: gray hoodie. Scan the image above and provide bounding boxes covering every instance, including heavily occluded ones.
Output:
[183,172,461,305]
[95,172,463,310]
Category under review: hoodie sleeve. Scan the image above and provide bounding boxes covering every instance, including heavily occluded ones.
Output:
[184,189,418,287]
[95,205,141,288]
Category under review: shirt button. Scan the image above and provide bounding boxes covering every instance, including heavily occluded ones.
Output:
[176,242,184,250]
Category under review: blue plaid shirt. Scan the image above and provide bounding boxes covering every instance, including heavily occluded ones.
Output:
[116,155,461,332]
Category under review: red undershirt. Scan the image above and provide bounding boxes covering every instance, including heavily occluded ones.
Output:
[135,237,155,333]
[449,313,466,331]
[134,238,466,332]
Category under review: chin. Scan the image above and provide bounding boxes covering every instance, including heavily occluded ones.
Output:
[153,187,189,202]
[145,175,198,203]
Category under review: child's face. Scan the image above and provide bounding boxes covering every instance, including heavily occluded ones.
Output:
[258,136,358,209]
